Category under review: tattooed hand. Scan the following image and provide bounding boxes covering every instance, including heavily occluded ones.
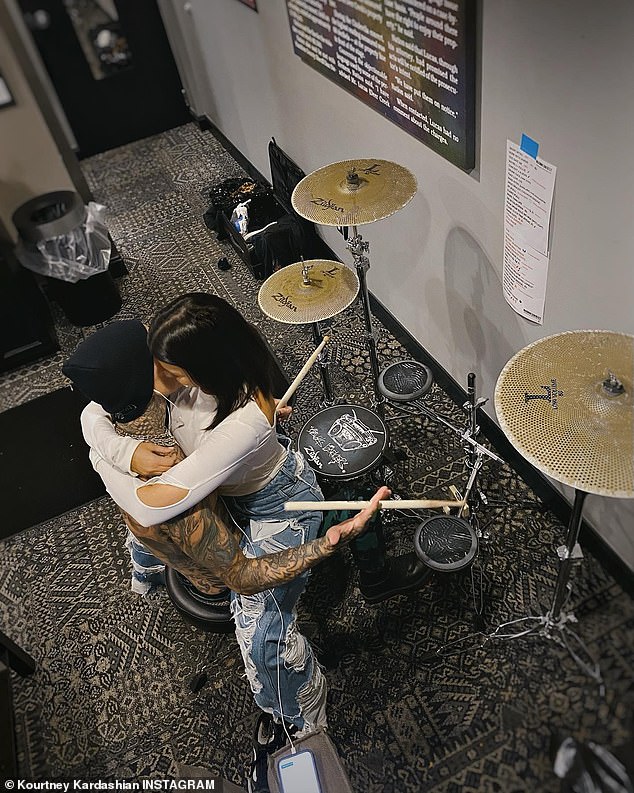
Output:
[325,486,391,548]
[124,486,392,597]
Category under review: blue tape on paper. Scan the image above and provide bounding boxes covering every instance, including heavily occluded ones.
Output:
[520,134,539,159]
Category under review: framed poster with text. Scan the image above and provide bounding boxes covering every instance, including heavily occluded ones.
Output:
[285,0,476,171]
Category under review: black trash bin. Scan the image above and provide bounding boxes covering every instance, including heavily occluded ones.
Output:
[12,191,121,327]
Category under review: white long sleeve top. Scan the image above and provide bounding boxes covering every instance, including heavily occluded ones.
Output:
[81,388,287,527]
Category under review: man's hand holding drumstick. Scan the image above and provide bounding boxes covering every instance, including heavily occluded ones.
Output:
[324,485,392,547]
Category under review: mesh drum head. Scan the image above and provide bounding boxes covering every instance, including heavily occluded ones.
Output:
[414,515,478,571]
[495,330,634,497]
[378,360,433,402]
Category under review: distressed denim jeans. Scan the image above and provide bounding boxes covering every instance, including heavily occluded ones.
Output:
[224,444,326,731]
[125,530,165,595]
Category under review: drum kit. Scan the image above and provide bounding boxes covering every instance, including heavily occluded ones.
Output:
[258,158,419,496]
[425,330,633,683]
[258,157,502,603]
[257,157,634,681]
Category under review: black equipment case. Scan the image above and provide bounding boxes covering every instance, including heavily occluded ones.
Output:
[204,139,325,280]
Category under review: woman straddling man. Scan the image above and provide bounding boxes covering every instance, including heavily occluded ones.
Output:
[65,293,388,792]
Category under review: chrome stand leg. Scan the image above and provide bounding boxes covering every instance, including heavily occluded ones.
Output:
[312,321,334,406]
[426,489,603,689]
[347,226,384,413]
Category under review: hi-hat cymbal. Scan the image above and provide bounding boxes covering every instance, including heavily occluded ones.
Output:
[495,330,634,498]
[258,260,360,324]
[291,159,417,226]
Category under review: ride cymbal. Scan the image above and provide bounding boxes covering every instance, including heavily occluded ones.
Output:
[258,259,360,324]
[495,330,634,497]
[291,159,417,226]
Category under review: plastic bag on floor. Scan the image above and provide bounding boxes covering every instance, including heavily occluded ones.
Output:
[16,202,111,283]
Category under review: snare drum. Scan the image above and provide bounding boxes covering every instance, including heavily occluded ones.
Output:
[413,515,478,572]
[378,360,433,402]
[297,403,388,481]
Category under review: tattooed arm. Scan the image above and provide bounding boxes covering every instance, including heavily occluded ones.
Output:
[122,495,227,595]
[178,486,390,595]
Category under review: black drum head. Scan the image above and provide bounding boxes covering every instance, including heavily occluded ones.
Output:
[297,404,388,480]
[413,515,478,572]
[378,360,433,402]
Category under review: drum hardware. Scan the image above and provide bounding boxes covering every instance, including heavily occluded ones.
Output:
[312,322,335,406]
[378,366,503,469]
[295,402,434,603]
[346,227,384,411]
[424,330,634,687]
[379,370,505,624]
[380,369,504,543]
[291,160,417,413]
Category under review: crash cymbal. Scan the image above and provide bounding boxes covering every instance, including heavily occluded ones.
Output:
[291,159,417,226]
[495,330,634,498]
[258,259,360,324]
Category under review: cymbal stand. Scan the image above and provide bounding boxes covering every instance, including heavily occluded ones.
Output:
[347,226,384,413]
[383,373,504,473]
[311,320,335,407]
[431,488,604,690]
[388,374,507,624]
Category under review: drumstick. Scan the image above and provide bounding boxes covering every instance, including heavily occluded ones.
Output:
[275,336,330,413]
[284,498,466,511]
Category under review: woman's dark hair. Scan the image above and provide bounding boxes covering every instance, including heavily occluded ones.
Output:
[148,293,275,428]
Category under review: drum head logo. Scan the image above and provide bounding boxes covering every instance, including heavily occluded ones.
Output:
[328,410,378,452]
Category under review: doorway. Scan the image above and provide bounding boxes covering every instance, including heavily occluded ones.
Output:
[19,0,191,157]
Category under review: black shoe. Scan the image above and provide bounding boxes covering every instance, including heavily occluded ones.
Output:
[248,713,296,793]
[359,552,433,604]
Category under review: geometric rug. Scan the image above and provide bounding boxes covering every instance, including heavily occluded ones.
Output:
[1,124,633,791]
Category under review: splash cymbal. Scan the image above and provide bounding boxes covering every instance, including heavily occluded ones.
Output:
[291,159,417,226]
[258,260,360,324]
[495,330,634,497]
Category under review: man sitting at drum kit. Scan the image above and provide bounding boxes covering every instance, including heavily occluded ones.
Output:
[64,302,390,793]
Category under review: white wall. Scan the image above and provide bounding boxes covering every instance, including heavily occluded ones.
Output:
[0,21,75,241]
[163,0,634,570]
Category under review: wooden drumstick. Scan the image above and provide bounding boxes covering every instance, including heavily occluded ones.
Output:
[275,336,330,413]
[284,498,466,511]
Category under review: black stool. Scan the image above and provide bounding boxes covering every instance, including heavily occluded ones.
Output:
[165,568,234,633]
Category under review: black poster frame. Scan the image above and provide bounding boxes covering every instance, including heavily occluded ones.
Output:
[285,1,476,171]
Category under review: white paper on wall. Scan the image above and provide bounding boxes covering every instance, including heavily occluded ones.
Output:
[503,140,557,324]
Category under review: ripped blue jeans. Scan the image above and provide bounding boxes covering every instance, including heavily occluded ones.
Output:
[125,530,165,595]
[224,444,325,731]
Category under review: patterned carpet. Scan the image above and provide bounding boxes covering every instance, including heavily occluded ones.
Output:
[1,123,633,791]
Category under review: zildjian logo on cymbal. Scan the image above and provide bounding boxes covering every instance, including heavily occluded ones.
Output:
[360,164,381,175]
[311,197,344,213]
[524,379,564,410]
